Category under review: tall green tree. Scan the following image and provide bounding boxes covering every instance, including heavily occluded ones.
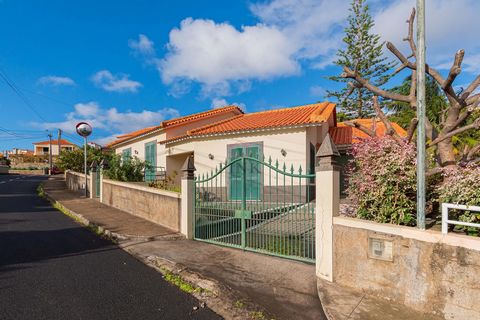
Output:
[327,0,395,119]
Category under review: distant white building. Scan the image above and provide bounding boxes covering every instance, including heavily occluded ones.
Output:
[7,148,33,156]
[33,139,77,156]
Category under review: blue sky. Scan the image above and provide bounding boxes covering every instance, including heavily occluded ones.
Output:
[0,0,479,150]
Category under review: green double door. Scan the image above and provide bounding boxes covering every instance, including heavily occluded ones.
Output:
[145,142,156,182]
[230,144,261,200]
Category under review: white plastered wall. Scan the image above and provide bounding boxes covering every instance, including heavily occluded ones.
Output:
[115,131,167,168]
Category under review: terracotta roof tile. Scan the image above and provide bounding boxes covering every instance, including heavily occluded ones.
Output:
[191,102,335,135]
[330,119,407,146]
[105,125,161,148]
[33,139,76,146]
[160,102,336,144]
[106,105,243,148]
[161,106,243,128]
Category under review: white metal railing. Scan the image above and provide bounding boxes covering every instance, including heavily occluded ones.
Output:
[441,203,480,234]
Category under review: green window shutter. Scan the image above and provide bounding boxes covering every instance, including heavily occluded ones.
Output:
[144,142,156,182]
[122,148,132,162]
[246,145,261,200]
[230,147,244,200]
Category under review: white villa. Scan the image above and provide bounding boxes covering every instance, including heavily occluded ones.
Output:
[106,102,406,188]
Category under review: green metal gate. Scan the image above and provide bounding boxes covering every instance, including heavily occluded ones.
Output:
[194,156,316,263]
[95,172,100,197]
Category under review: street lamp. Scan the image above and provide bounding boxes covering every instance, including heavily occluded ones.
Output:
[76,122,92,197]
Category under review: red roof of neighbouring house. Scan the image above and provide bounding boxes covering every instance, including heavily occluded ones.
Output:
[161,102,336,144]
[105,106,244,148]
[105,125,162,148]
[33,139,76,146]
[329,119,407,146]
[161,105,243,128]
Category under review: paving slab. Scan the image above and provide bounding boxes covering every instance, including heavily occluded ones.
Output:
[43,176,177,239]
[317,278,444,320]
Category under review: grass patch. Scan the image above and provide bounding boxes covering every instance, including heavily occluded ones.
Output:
[235,299,245,309]
[160,268,201,294]
[37,183,46,198]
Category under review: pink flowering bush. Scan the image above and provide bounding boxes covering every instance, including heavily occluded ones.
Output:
[346,136,417,225]
[436,164,480,235]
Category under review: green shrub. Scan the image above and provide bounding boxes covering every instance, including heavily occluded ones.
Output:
[347,137,418,225]
[56,147,111,172]
[103,154,146,182]
[436,164,480,235]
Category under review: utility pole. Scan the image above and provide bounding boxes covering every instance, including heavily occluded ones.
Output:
[416,0,426,230]
[48,133,53,175]
[58,129,62,155]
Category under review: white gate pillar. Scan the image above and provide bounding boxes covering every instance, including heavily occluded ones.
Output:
[181,156,196,239]
[99,158,107,203]
[315,134,340,282]
[89,160,98,199]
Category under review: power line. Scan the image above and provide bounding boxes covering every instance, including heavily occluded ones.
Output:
[0,66,48,122]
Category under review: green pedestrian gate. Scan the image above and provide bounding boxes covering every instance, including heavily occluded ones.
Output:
[194,156,316,263]
[95,172,100,197]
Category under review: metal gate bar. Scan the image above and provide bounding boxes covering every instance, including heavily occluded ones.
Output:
[194,156,316,263]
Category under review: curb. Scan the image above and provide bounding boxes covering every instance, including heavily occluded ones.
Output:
[41,185,274,320]
[316,279,334,320]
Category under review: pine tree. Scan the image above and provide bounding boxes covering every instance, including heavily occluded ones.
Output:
[327,0,395,119]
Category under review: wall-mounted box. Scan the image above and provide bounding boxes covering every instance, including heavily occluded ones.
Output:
[368,237,393,262]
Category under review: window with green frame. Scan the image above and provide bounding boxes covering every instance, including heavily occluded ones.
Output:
[228,142,263,200]
[121,148,132,162]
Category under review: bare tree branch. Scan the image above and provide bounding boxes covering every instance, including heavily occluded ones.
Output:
[404,8,417,56]
[428,118,480,147]
[467,144,480,161]
[467,94,480,106]
[406,118,418,143]
[449,109,472,130]
[341,66,412,103]
[386,42,415,69]
[460,75,480,101]
[371,96,403,143]
[442,50,464,90]
[344,120,376,137]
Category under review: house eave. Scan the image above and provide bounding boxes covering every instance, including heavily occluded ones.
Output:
[162,122,325,146]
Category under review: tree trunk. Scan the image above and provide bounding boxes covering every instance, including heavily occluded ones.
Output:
[437,138,456,167]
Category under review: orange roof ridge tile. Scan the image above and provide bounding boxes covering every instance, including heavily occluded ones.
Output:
[161,105,243,128]
[187,114,245,135]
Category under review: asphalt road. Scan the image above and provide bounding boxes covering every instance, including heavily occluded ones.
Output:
[0,174,222,320]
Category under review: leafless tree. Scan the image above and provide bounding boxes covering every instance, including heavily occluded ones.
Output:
[339,8,480,168]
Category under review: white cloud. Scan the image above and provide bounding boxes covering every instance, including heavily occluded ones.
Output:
[138,0,479,97]
[37,75,75,86]
[159,18,300,95]
[250,0,348,61]
[129,34,155,56]
[211,98,246,110]
[32,101,180,144]
[373,0,480,74]
[211,98,228,109]
[91,70,142,93]
[309,85,326,98]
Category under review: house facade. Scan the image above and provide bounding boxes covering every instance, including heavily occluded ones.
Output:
[33,139,77,156]
[106,103,406,189]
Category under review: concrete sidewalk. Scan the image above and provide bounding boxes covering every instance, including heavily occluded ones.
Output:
[317,279,443,320]
[42,177,326,320]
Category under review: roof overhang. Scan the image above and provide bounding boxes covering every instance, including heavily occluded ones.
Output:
[161,122,326,146]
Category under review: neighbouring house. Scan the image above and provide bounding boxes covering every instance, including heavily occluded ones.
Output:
[33,139,78,156]
[106,103,406,190]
